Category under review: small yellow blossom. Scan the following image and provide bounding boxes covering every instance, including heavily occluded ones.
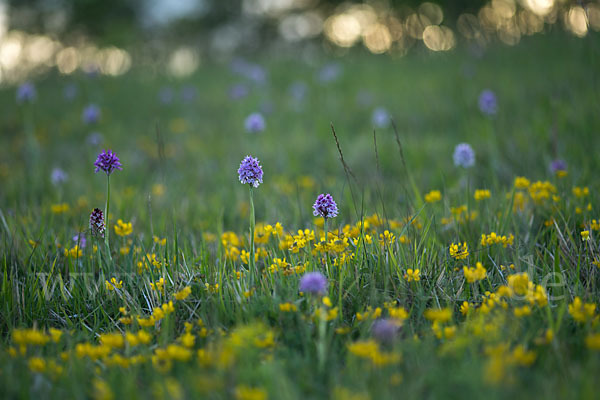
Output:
[174,286,191,300]
[114,219,133,236]
[474,189,491,201]
[424,190,442,203]
[568,297,596,323]
[514,177,530,189]
[279,302,298,312]
[573,186,590,198]
[404,268,420,282]
[449,242,469,260]
[463,262,486,283]
[105,277,123,291]
[51,203,70,214]
[581,230,590,241]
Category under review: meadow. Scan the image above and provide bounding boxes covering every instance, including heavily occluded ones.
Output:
[1,32,600,399]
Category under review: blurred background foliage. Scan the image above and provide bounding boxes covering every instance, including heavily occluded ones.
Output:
[0,0,597,84]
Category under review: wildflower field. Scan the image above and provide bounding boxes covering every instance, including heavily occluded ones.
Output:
[1,34,600,399]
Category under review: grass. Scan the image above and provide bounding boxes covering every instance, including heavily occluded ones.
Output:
[1,32,600,399]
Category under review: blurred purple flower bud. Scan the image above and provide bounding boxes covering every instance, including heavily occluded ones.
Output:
[478,89,497,115]
[372,107,390,128]
[299,271,328,295]
[16,82,36,104]
[51,168,68,185]
[372,319,399,343]
[82,104,101,125]
[453,143,475,168]
[244,113,266,133]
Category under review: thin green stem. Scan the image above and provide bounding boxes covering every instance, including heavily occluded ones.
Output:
[317,298,327,372]
[249,186,256,274]
[104,175,112,263]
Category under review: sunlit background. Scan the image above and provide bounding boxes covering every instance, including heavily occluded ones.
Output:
[0,0,598,83]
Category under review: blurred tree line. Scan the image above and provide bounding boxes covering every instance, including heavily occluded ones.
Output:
[7,0,488,44]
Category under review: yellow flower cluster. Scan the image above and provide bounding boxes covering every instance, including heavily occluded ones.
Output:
[585,333,600,350]
[514,176,530,189]
[404,268,420,282]
[528,181,556,204]
[105,277,123,291]
[63,245,82,258]
[137,253,163,273]
[480,232,514,248]
[463,262,486,283]
[268,257,289,273]
[424,308,452,323]
[424,190,442,203]
[114,219,133,236]
[234,385,268,400]
[150,277,165,292]
[347,339,401,366]
[356,306,382,321]
[484,343,536,384]
[174,286,191,300]
[153,235,166,245]
[51,203,70,214]
[279,302,298,312]
[385,303,409,323]
[152,344,193,371]
[573,186,590,198]
[568,297,596,323]
[442,205,478,225]
[137,301,175,327]
[474,189,491,201]
[449,242,469,260]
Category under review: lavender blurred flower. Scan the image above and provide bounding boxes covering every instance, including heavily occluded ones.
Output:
[73,233,87,248]
[238,156,263,188]
[478,89,497,115]
[372,107,390,128]
[63,83,78,101]
[82,104,101,125]
[299,271,328,295]
[181,86,197,103]
[87,132,103,146]
[317,63,342,83]
[94,149,122,175]
[158,87,174,104]
[51,168,68,185]
[229,83,249,100]
[289,81,307,101]
[313,194,338,219]
[244,113,266,133]
[371,319,399,343]
[89,208,105,238]
[453,143,475,168]
[231,59,266,84]
[550,159,567,174]
[16,82,36,104]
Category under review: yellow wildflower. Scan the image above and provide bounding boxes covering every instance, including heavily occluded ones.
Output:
[474,189,491,201]
[424,190,442,203]
[463,262,486,283]
[114,219,133,236]
[174,286,191,300]
[449,242,469,260]
[404,268,420,282]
